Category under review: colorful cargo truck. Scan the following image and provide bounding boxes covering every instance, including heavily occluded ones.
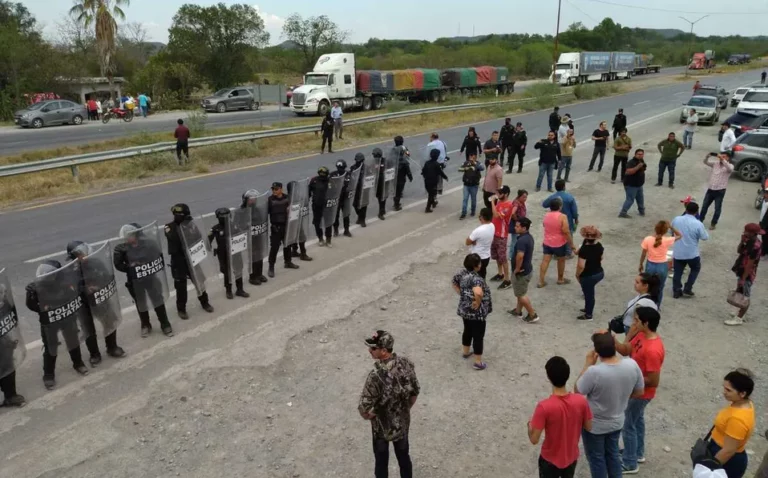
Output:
[290,53,514,116]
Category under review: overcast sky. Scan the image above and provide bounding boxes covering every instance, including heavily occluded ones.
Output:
[22,0,768,44]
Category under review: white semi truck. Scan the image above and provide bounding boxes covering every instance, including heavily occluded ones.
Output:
[551,51,638,86]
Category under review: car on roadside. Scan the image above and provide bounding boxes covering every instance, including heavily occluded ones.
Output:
[723,111,768,138]
[730,87,750,107]
[736,87,768,115]
[14,100,87,129]
[680,95,721,125]
[201,87,260,113]
[692,84,729,109]
[731,130,768,182]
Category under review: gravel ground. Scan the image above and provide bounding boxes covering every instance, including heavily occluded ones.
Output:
[13,116,768,478]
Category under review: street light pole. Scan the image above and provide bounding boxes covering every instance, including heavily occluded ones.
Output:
[679,15,709,78]
[552,0,562,84]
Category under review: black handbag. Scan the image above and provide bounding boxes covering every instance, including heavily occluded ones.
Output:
[690,426,715,466]
[608,294,650,334]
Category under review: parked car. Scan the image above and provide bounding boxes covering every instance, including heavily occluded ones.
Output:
[731,130,768,182]
[736,88,768,115]
[724,111,768,138]
[730,87,750,106]
[692,85,729,109]
[680,95,721,125]
[14,100,87,129]
[201,87,260,113]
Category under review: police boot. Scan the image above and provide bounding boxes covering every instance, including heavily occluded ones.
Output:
[225,286,234,300]
[249,273,262,286]
[178,310,190,320]
[291,246,301,258]
[344,228,352,238]
[268,263,275,278]
[394,199,402,211]
[235,288,250,298]
[333,226,339,237]
[326,238,333,248]
[201,303,214,313]
[300,252,313,261]
[285,261,300,270]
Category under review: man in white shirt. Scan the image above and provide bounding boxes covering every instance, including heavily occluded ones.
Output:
[426,132,447,165]
[330,101,343,140]
[465,208,495,279]
[683,109,698,149]
[557,117,570,143]
[719,121,736,153]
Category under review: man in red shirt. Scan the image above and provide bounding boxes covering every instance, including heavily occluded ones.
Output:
[174,119,191,165]
[615,306,664,474]
[490,186,514,290]
[529,356,593,478]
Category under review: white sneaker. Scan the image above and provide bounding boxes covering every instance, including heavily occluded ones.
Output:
[724,316,745,326]
[637,457,646,464]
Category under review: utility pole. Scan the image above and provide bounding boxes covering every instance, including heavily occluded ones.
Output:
[679,15,709,78]
[552,0,562,84]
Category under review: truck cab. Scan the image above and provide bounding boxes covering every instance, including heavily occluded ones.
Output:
[551,52,580,86]
[290,53,357,116]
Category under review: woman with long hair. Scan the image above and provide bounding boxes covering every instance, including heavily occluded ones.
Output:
[621,273,660,334]
[707,369,755,478]
[638,220,681,305]
[575,225,604,321]
[452,253,493,370]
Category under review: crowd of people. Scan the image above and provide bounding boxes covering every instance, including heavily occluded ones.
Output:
[83,92,152,121]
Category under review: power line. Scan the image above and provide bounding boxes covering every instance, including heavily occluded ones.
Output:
[576,0,768,15]
[566,0,600,24]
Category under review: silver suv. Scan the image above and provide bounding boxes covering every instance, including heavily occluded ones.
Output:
[201,87,260,113]
[731,130,768,181]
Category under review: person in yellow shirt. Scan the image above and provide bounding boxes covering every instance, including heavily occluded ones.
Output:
[707,369,755,478]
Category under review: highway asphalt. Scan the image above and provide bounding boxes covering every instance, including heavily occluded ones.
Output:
[0,67,686,155]
[1,67,754,341]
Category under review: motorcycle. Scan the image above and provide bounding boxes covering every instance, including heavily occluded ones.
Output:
[101,107,134,124]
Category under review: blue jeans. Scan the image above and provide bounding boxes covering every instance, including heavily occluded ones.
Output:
[657,161,676,186]
[622,398,651,469]
[582,429,622,478]
[579,271,604,317]
[557,156,572,181]
[620,186,645,215]
[462,185,478,216]
[672,256,701,294]
[140,105,148,118]
[707,440,748,478]
[508,232,518,262]
[645,261,668,305]
[683,130,694,148]
[700,188,726,225]
[537,162,555,190]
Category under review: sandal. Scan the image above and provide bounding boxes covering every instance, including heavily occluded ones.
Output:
[537,281,547,288]
[557,279,571,285]
[462,352,473,359]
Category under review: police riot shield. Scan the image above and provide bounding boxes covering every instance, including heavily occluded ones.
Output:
[358,156,379,208]
[382,147,400,199]
[249,192,270,263]
[0,268,25,380]
[79,242,122,337]
[285,178,309,246]
[322,175,345,228]
[226,207,252,283]
[178,216,216,296]
[35,260,88,357]
[343,166,362,218]
[299,194,310,243]
[123,222,170,313]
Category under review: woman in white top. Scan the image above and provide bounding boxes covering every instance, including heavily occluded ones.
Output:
[622,272,660,333]
[465,208,495,279]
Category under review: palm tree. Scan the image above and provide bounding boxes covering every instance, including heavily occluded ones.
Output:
[69,0,130,99]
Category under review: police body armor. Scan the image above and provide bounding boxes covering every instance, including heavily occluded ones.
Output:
[35,260,89,357]
[359,155,380,208]
[249,191,270,263]
[121,222,170,313]
[78,243,123,337]
[0,268,26,379]
[381,147,400,199]
[177,216,216,296]
[285,178,309,246]
[343,166,362,218]
[322,175,345,228]
[224,208,252,283]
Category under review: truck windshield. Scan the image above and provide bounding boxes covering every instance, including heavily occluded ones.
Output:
[304,75,329,86]
[743,91,768,103]
[555,64,571,70]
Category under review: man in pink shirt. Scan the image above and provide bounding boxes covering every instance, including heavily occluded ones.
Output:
[529,356,593,478]
[699,152,735,231]
[482,156,503,210]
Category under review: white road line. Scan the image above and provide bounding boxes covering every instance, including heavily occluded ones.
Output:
[633,100,650,106]
[571,114,594,121]
[674,92,688,96]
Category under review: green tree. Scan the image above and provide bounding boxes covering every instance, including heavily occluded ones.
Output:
[167,3,269,89]
[69,0,130,98]
[281,13,347,72]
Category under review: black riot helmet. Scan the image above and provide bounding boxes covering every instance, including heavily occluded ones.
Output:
[354,152,365,164]
[35,259,62,278]
[317,166,329,177]
[241,189,259,208]
[171,203,191,224]
[372,147,383,158]
[394,135,404,146]
[215,207,230,225]
[335,159,347,173]
[66,240,91,260]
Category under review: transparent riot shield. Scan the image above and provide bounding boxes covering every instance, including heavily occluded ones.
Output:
[226,207,252,283]
[343,166,362,218]
[359,156,379,208]
[122,222,170,313]
[178,216,216,296]
[285,178,309,246]
[382,147,400,199]
[323,175,345,228]
[35,260,87,357]
[79,242,122,337]
[0,268,25,379]
[249,192,270,263]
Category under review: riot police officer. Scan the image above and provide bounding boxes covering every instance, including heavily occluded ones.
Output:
[393,136,413,211]
[241,190,269,286]
[0,275,24,407]
[309,166,333,247]
[26,260,89,390]
[165,204,214,320]
[67,241,125,364]
[114,223,174,338]
[209,208,251,300]
[268,182,300,277]
[373,148,388,220]
[351,153,369,227]
[331,159,353,237]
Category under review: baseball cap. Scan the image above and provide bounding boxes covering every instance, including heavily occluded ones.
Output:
[680,195,697,205]
[271,181,283,189]
[365,330,394,350]
[744,223,765,235]
[498,185,511,195]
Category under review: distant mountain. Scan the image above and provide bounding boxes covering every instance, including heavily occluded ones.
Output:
[276,40,300,50]
[145,42,165,54]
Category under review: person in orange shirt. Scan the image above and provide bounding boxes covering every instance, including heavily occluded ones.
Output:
[615,306,664,474]
[707,369,755,478]
[638,221,682,306]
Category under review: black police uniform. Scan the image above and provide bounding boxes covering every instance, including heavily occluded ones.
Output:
[113,229,173,334]
[309,170,332,244]
[241,191,269,286]
[267,188,298,275]
[0,296,23,405]
[373,150,388,220]
[208,209,250,299]
[499,121,515,165]
[393,138,413,211]
[164,204,213,317]
[330,161,352,237]
[351,153,368,227]
[510,127,528,173]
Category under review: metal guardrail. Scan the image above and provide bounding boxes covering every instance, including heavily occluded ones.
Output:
[0,92,572,179]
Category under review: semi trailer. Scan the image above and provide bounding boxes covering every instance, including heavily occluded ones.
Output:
[551,51,658,86]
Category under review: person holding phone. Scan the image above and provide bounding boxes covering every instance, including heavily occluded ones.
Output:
[700,152,734,231]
